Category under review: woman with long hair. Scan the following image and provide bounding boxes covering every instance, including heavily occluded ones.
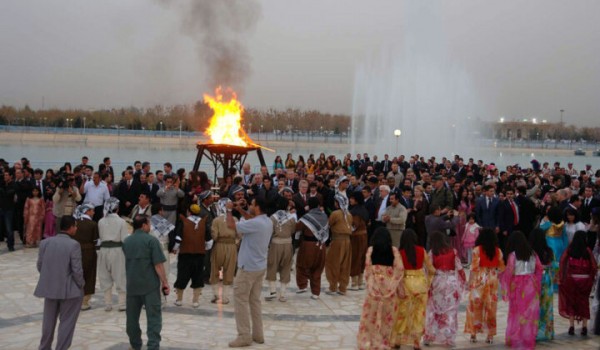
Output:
[285,153,295,169]
[500,231,542,349]
[273,155,284,171]
[423,231,466,347]
[306,158,316,175]
[357,228,404,349]
[464,227,505,344]
[392,229,435,350]
[558,230,597,336]
[564,208,586,244]
[198,171,212,191]
[349,191,369,291]
[412,185,429,248]
[23,187,45,247]
[529,227,555,341]
[540,206,567,292]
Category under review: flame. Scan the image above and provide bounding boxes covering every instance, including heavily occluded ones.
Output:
[204,87,252,146]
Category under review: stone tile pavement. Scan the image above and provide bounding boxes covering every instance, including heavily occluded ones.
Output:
[1,242,599,349]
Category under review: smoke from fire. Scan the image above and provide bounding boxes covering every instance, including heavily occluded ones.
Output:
[159,0,262,92]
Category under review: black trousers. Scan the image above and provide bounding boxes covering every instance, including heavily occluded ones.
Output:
[93,206,104,222]
[174,253,205,289]
[203,249,212,284]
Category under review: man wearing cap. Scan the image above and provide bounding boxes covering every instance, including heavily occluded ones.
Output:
[325,194,353,295]
[429,175,453,214]
[73,204,99,310]
[173,203,213,308]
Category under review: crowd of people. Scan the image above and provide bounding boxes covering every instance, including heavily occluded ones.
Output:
[1,151,600,349]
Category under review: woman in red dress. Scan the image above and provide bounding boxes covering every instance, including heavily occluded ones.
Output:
[558,230,597,336]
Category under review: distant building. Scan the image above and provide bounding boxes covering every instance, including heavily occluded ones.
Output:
[491,120,561,140]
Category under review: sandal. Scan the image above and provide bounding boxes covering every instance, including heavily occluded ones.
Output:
[469,335,477,343]
[485,337,493,344]
[568,326,575,335]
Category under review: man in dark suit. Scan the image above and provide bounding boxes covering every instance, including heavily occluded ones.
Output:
[34,216,84,350]
[399,186,414,229]
[116,170,141,217]
[292,180,311,219]
[580,185,599,224]
[515,186,538,235]
[497,188,519,252]
[475,185,499,230]
[379,154,392,176]
[142,172,160,204]
[284,169,299,193]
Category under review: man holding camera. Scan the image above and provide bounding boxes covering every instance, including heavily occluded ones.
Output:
[122,214,169,350]
[52,175,81,233]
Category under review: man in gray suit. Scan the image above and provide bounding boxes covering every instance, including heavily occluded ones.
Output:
[34,215,84,350]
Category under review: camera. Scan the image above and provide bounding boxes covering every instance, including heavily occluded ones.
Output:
[58,174,75,189]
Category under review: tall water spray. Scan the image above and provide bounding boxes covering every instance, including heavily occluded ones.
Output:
[351,1,481,158]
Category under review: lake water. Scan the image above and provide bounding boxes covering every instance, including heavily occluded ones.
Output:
[2,138,598,180]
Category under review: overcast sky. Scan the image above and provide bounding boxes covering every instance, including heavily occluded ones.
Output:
[1,0,599,125]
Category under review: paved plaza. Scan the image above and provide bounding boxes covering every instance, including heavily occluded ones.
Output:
[1,242,598,350]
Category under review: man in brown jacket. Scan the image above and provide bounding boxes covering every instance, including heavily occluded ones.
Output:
[325,194,353,295]
[173,204,213,308]
[73,203,99,310]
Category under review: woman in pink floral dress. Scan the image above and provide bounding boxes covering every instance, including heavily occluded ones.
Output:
[23,187,45,247]
[501,231,542,349]
[424,231,466,347]
[357,228,404,350]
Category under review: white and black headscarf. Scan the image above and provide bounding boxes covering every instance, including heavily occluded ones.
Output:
[103,197,120,217]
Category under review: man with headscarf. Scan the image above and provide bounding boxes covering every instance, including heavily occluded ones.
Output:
[335,176,350,199]
[173,204,213,308]
[295,197,329,300]
[73,203,99,310]
[209,198,238,304]
[265,196,297,302]
[149,203,175,305]
[325,194,354,296]
[97,197,129,311]
[349,191,369,291]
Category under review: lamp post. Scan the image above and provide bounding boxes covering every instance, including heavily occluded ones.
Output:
[560,109,564,124]
[179,120,182,139]
[259,124,263,141]
[159,121,163,133]
[394,129,402,155]
[83,117,86,134]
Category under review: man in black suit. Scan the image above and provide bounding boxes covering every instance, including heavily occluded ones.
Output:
[116,170,140,217]
[497,187,519,253]
[515,186,538,235]
[580,185,599,224]
[292,180,310,219]
[379,154,392,176]
[399,186,414,229]
[142,172,160,204]
[284,169,299,193]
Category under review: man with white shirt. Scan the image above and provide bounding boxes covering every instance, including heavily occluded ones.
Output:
[83,172,110,222]
[373,185,390,232]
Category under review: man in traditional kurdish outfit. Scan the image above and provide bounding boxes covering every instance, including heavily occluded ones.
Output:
[149,203,175,304]
[325,194,354,295]
[157,175,184,225]
[265,196,296,302]
[97,197,129,311]
[348,191,369,291]
[73,203,99,310]
[173,204,213,308]
[295,197,329,300]
[210,198,238,304]
[129,192,152,221]
[198,191,215,285]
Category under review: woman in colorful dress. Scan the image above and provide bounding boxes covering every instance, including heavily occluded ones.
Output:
[392,229,435,350]
[529,227,555,341]
[464,227,505,344]
[23,187,45,247]
[501,231,543,349]
[423,231,466,347]
[540,206,567,292]
[558,230,597,336]
[357,227,404,350]
[462,213,480,266]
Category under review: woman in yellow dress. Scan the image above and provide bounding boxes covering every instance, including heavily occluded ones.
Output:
[392,229,435,349]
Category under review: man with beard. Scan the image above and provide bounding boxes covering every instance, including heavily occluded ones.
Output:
[295,197,329,300]
[73,204,99,310]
